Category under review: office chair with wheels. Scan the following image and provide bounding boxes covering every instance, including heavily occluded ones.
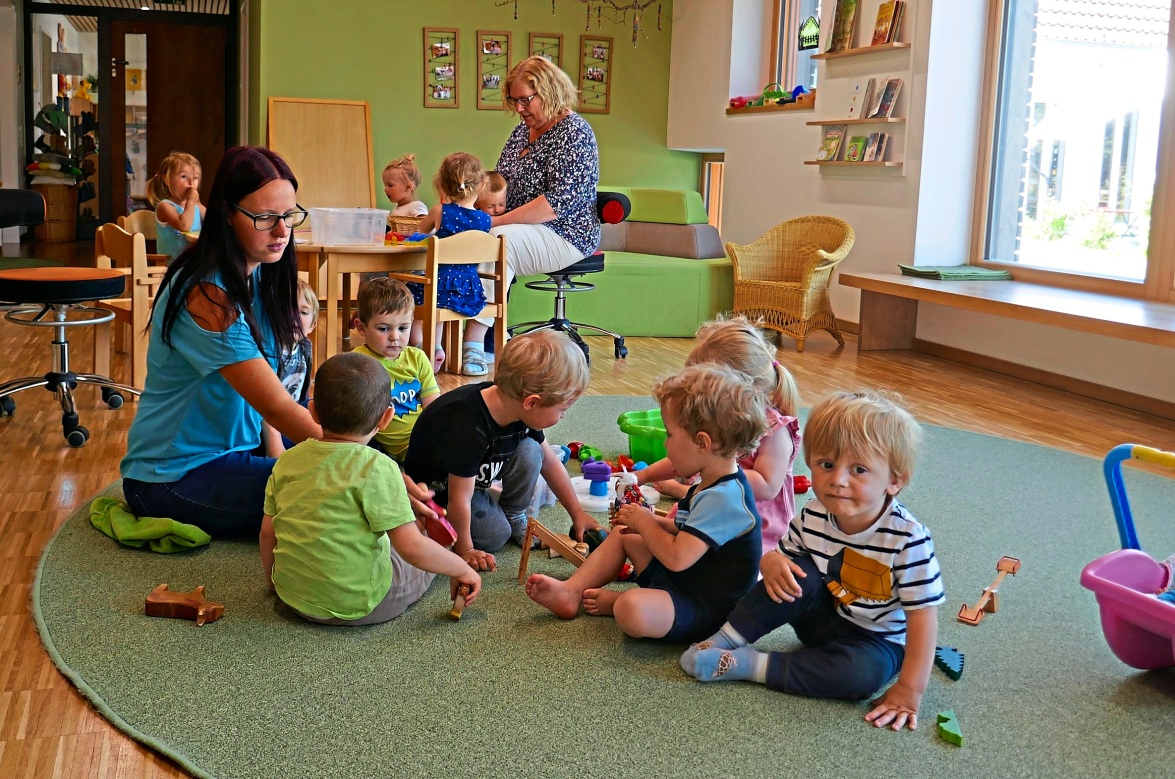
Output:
[0,189,140,447]
[507,192,631,364]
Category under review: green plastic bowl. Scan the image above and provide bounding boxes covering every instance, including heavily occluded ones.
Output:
[617,408,667,463]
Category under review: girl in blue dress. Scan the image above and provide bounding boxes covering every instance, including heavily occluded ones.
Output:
[410,152,492,373]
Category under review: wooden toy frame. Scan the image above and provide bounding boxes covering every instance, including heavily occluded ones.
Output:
[477,30,512,110]
[529,32,563,69]
[424,27,460,109]
[958,555,1022,625]
[578,35,613,114]
[517,518,587,584]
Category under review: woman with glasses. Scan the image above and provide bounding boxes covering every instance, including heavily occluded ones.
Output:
[119,146,322,537]
[456,55,601,376]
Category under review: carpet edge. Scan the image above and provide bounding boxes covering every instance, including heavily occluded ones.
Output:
[32,488,217,779]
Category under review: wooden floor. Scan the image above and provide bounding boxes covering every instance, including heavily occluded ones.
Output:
[2,239,1173,777]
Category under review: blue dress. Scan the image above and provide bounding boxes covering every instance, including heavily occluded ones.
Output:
[409,203,491,316]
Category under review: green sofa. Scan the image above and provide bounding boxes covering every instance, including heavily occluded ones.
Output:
[506,188,734,338]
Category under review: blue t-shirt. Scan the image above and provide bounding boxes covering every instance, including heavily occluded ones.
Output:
[121,269,278,482]
[155,199,201,265]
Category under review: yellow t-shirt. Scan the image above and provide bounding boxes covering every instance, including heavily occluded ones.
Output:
[264,439,415,620]
[353,344,439,461]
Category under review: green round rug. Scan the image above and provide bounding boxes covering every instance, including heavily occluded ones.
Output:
[34,397,1175,779]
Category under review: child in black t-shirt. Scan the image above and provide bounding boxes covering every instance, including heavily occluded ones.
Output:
[403,330,597,572]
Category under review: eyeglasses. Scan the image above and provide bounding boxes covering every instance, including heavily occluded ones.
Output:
[505,93,539,108]
[231,203,309,231]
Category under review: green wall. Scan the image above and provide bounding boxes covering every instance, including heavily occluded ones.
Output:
[253,0,698,209]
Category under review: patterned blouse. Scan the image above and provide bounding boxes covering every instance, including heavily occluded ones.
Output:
[496,112,601,256]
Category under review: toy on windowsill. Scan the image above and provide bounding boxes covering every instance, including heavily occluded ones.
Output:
[145,584,224,626]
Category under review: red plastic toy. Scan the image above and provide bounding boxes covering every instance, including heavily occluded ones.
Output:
[794,475,811,494]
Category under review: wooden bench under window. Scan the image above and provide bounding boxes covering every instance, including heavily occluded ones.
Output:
[839,272,1175,351]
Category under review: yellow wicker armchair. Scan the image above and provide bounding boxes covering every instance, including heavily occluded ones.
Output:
[725,216,855,352]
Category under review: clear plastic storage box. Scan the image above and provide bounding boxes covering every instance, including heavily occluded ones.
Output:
[308,208,390,246]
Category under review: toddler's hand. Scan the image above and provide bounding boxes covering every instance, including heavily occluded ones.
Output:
[865,684,921,731]
[760,550,805,603]
[460,548,496,573]
[612,504,654,534]
[452,570,482,606]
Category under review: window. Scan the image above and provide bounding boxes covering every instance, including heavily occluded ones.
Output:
[984,0,1170,286]
[772,0,822,92]
[700,154,724,233]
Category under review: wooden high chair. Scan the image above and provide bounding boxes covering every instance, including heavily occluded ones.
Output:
[94,223,167,390]
[388,232,508,375]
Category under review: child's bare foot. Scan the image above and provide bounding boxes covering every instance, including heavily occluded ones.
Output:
[525,574,580,619]
[582,587,620,616]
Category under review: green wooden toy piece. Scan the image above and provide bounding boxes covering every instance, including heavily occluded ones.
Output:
[937,710,964,747]
[934,645,965,680]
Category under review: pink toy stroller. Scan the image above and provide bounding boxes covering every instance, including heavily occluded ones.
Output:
[1080,444,1175,669]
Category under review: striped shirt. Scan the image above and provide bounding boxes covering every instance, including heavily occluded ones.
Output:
[780,498,945,645]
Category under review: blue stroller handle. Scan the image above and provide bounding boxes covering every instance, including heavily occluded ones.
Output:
[1103,444,1175,551]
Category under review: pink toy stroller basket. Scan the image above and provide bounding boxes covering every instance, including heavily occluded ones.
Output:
[1080,444,1175,669]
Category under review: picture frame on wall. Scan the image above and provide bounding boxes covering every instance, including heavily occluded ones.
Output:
[423,27,459,109]
[477,30,512,110]
[529,33,563,69]
[578,35,612,114]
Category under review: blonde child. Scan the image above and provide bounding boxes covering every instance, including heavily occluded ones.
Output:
[527,363,769,643]
[409,152,493,374]
[475,170,508,216]
[681,390,944,733]
[404,330,598,572]
[260,352,480,626]
[382,154,427,217]
[637,316,802,554]
[148,151,205,264]
[262,279,319,457]
[353,277,440,462]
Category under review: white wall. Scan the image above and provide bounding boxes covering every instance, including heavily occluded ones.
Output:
[667,0,1175,404]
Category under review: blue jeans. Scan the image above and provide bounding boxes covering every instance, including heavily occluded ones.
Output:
[122,451,276,538]
[464,437,543,551]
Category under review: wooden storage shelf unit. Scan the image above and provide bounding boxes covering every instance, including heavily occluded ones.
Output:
[812,42,911,60]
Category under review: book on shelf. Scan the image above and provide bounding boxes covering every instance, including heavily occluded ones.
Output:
[864,74,889,118]
[871,77,903,118]
[846,77,875,120]
[890,1,906,43]
[825,0,859,53]
[872,1,898,46]
[816,125,847,161]
[863,132,889,161]
[845,135,869,162]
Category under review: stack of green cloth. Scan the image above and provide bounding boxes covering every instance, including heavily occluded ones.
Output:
[89,497,211,553]
[898,264,1012,280]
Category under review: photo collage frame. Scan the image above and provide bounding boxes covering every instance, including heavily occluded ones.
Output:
[477,30,512,110]
[529,33,563,69]
[578,35,612,114]
[423,27,460,108]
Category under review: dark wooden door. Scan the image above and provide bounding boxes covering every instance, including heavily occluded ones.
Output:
[108,20,228,219]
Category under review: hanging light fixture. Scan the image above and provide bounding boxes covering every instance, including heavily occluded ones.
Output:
[495,0,662,46]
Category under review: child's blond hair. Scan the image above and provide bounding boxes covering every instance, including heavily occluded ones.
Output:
[803,390,922,488]
[495,330,590,407]
[382,154,423,190]
[146,151,201,207]
[296,278,319,329]
[481,170,506,197]
[653,363,769,459]
[434,152,485,202]
[357,277,414,324]
[313,352,390,435]
[689,315,800,416]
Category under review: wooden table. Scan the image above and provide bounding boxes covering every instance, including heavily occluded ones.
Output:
[297,242,427,369]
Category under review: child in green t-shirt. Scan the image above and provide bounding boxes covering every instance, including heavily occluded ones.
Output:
[261,352,480,625]
[353,276,440,462]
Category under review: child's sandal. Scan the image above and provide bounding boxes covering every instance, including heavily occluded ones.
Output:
[433,349,446,372]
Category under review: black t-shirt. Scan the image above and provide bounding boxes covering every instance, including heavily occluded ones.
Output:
[403,382,545,494]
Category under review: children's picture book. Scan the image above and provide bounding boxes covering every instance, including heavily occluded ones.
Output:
[845,135,869,162]
[826,0,859,53]
[863,132,890,161]
[872,1,898,46]
[890,1,907,43]
[872,77,903,118]
[846,77,875,120]
[865,74,889,118]
[816,125,847,161]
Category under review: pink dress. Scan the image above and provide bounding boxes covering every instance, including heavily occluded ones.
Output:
[738,408,801,555]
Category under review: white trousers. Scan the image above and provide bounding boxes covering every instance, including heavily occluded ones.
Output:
[473,223,586,328]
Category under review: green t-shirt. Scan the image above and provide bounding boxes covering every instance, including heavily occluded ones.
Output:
[264,439,415,620]
[353,344,439,462]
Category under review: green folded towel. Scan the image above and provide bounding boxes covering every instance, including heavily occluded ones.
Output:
[898,264,1013,280]
[89,497,212,553]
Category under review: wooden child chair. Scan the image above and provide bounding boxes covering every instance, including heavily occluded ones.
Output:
[94,222,167,390]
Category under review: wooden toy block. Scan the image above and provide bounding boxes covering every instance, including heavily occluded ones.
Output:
[937,710,963,746]
[934,645,965,680]
[517,518,587,584]
[449,584,471,621]
[144,584,224,626]
[958,555,1021,625]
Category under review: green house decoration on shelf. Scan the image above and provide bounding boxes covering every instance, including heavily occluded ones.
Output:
[799,16,820,50]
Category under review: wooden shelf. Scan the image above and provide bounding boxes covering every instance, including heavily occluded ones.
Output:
[812,42,911,61]
[806,117,906,126]
[804,160,903,167]
[726,100,815,116]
